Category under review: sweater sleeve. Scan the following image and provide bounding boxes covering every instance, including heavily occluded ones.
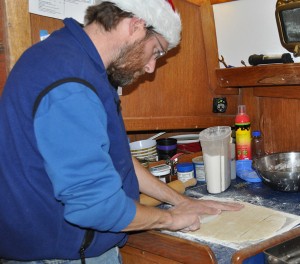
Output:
[33,82,136,232]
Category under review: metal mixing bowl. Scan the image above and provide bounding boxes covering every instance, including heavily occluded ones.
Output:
[252,152,300,192]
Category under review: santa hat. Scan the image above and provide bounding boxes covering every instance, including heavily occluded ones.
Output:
[94,0,181,50]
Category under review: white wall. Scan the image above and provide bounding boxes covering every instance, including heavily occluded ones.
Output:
[213,0,300,68]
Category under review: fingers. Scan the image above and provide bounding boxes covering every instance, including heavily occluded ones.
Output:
[168,199,244,232]
[197,206,222,215]
[201,200,244,211]
[173,198,244,216]
[176,199,244,218]
[180,218,200,233]
[195,201,244,216]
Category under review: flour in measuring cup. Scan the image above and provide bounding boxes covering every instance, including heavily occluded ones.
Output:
[204,154,230,194]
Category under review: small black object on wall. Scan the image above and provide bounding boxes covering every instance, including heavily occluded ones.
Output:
[248,53,294,66]
[213,97,227,113]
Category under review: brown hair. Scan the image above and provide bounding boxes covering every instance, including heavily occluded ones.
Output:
[84,1,154,36]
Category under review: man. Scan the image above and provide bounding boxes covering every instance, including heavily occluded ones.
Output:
[0,1,243,263]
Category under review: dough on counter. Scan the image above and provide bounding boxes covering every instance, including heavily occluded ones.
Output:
[199,214,220,224]
[191,202,287,243]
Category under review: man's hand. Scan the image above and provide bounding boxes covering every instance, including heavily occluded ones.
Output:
[166,198,244,232]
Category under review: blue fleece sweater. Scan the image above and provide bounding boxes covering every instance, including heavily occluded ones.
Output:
[0,18,139,260]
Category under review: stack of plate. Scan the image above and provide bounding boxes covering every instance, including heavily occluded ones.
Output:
[130,139,158,165]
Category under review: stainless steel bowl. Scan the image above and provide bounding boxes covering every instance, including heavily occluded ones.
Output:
[252,152,300,192]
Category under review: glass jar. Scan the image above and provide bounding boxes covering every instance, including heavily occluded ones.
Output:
[177,162,194,183]
[149,164,171,183]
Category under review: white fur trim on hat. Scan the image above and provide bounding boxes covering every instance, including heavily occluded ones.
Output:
[94,0,182,49]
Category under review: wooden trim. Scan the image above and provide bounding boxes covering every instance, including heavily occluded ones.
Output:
[0,1,6,95]
[254,86,300,99]
[215,63,300,99]
[211,0,237,4]
[121,224,300,264]
[121,231,217,264]
[196,0,238,96]
[124,115,235,131]
[232,227,300,264]
[199,0,220,94]
[188,0,237,5]
[2,0,31,71]
[214,86,239,95]
[216,63,300,87]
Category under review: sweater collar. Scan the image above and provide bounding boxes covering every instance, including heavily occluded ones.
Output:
[63,18,106,72]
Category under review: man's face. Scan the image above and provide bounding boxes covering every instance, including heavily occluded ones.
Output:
[107,39,148,88]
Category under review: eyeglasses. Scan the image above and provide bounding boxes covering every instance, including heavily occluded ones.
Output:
[153,34,167,60]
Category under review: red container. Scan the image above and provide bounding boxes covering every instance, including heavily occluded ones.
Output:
[170,134,201,153]
[235,105,251,160]
[177,142,201,152]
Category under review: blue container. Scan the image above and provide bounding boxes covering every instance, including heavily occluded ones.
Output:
[177,162,194,172]
[177,162,194,182]
[236,160,261,183]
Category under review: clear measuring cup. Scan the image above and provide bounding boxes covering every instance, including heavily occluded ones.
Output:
[199,126,232,194]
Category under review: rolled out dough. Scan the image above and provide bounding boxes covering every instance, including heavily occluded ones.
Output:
[200,214,220,224]
[191,202,287,243]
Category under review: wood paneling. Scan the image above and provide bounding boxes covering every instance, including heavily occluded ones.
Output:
[216,63,300,88]
[0,2,6,94]
[121,226,300,264]
[260,98,300,153]
[2,0,31,71]
[254,86,300,100]
[121,0,238,131]
[216,63,300,154]
[8,0,238,132]
[125,115,235,131]
[121,231,217,264]
[0,52,5,95]
[211,0,237,4]
[2,0,299,153]
[30,14,63,44]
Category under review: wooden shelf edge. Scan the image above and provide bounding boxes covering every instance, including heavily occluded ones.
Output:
[232,227,300,264]
[211,0,236,4]
[254,86,300,99]
[216,63,300,88]
[123,231,217,264]
[214,87,239,95]
[124,115,235,131]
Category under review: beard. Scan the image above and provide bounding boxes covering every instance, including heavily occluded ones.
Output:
[107,40,147,88]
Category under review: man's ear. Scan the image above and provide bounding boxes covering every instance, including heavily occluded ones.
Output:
[129,17,145,36]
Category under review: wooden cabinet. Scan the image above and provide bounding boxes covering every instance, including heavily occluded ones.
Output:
[216,64,300,154]
[120,231,217,264]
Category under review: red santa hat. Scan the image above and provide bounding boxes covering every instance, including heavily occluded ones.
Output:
[94,0,182,50]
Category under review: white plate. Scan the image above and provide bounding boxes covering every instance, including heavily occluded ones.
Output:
[130,139,156,151]
[170,134,200,144]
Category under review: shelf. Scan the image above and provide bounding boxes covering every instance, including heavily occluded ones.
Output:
[216,63,300,88]
[124,115,235,131]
